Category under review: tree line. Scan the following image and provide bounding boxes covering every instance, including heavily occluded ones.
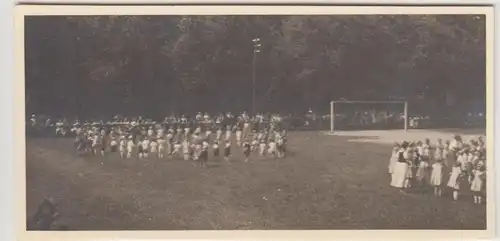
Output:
[25,15,486,118]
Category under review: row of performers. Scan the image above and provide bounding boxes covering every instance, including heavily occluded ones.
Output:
[74,127,288,163]
[45,120,282,138]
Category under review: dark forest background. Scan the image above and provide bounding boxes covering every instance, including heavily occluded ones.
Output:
[25,15,486,118]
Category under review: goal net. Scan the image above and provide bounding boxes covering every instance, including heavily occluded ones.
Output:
[329,100,408,132]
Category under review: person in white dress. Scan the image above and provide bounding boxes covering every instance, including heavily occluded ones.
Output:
[235,127,243,146]
[157,137,166,159]
[224,126,232,141]
[415,142,430,188]
[205,129,212,141]
[212,140,220,158]
[223,140,231,161]
[268,139,277,159]
[150,139,158,158]
[92,134,104,156]
[430,158,444,196]
[215,128,223,141]
[147,127,154,138]
[242,121,251,140]
[447,162,463,201]
[388,144,399,175]
[390,142,411,192]
[110,137,118,153]
[251,136,259,152]
[126,136,135,159]
[434,139,444,165]
[182,140,190,161]
[166,131,173,156]
[172,140,181,157]
[276,137,285,158]
[157,127,165,139]
[259,140,267,157]
[119,136,127,159]
[141,138,151,158]
[470,161,486,204]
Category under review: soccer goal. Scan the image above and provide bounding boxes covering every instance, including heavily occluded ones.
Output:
[329,100,408,133]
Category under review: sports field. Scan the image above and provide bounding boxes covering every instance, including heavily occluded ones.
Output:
[26,130,487,230]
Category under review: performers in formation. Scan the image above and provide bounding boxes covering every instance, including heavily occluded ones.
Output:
[34,112,288,167]
[389,134,487,204]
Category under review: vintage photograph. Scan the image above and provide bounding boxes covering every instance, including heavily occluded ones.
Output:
[18,5,493,235]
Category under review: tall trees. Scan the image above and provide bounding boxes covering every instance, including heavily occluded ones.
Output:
[25,15,486,116]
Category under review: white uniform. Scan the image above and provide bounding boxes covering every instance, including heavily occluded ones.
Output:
[142,140,150,151]
[119,139,126,157]
[202,141,210,151]
[157,128,165,138]
[251,139,259,151]
[268,141,277,155]
[390,148,410,188]
[447,166,462,190]
[110,139,117,149]
[127,140,135,158]
[166,133,173,154]
[259,142,266,156]
[150,141,158,153]
[430,162,443,186]
[216,130,223,140]
[235,130,242,146]
[158,139,166,152]
[173,142,181,155]
[470,169,486,192]
[225,130,232,141]
[182,141,190,160]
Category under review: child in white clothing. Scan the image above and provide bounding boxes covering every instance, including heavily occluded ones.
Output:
[235,128,242,146]
[172,141,182,157]
[447,162,463,201]
[157,137,166,159]
[126,137,135,159]
[216,128,223,141]
[388,144,399,175]
[182,140,190,161]
[212,140,220,157]
[224,140,231,161]
[259,140,266,157]
[268,139,277,159]
[430,159,444,196]
[141,138,150,158]
[150,139,158,158]
[119,137,126,159]
[470,161,486,204]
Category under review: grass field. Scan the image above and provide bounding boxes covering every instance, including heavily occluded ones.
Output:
[26,130,487,230]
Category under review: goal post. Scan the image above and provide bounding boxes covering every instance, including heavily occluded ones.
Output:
[329,100,408,133]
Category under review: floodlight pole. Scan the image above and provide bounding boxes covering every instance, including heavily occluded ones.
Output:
[330,101,335,133]
[252,50,257,115]
[252,38,261,115]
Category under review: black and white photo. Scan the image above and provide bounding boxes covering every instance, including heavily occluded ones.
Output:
[15,5,495,240]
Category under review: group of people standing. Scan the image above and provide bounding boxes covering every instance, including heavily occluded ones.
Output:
[69,114,288,167]
[389,134,487,204]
